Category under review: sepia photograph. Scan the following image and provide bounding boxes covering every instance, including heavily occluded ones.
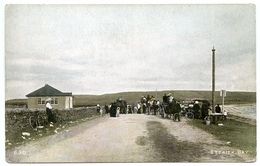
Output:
[3,1,257,163]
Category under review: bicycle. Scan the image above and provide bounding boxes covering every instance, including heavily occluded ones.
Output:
[29,110,45,130]
[173,108,194,121]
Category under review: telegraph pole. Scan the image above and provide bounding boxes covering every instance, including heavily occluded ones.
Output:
[212,47,215,113]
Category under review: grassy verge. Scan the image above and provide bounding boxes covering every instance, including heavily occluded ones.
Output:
[187,118,256,158]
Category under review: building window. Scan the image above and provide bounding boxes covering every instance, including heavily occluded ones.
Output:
[38,98,45,104]
[37,98,58,105]
[37,98,41,104]
[41,99,45,104]
[51,98,58,104]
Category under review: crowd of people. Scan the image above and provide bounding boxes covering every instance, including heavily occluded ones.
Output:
[94,93,227,122]
[94,93,182,117]
[44,94,227,126]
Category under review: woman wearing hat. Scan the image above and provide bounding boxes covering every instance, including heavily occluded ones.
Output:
[46,98,54,126]
[193,101,201,119]
[96,104,101,114]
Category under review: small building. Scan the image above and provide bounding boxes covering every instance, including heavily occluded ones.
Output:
[26,84,73,110]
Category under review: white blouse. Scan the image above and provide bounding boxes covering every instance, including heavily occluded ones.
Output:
[46,103,52,109]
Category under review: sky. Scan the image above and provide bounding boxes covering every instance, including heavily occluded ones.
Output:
[3,2,257,100]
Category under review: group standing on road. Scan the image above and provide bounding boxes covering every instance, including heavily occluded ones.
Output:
[94,92,227,124]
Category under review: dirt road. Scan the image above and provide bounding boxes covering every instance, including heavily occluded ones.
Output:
[6,114,253,163]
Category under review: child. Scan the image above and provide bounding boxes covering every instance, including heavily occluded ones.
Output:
[100,109,103,116]
[223,110,227,120]
[116,107,120,117]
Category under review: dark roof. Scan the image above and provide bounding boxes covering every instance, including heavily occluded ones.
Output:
[26,84,72,97]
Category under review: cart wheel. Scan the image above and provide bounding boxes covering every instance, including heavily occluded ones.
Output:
[186,112,194,120]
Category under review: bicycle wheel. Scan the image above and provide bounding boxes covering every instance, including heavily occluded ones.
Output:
[29,116,37,130]
[186,112,194,120]
[37,115,44,128]
[160,107,164,118]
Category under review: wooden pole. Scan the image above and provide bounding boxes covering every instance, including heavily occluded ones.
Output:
[222,93,224,112]
[212,47,215,113]
[221,90,226,113]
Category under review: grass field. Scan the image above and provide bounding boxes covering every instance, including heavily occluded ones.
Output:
[187,118,256,159]
[6,90,256,107]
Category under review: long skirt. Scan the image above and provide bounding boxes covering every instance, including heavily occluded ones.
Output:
[46,108,55,123]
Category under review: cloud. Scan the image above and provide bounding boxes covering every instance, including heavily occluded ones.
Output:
[4,4,256,99]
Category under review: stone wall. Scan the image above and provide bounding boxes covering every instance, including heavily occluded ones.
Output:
[5,107,103,135]
[5,107,106,148]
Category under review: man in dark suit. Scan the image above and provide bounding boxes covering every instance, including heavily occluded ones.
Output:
[215,104,221,113]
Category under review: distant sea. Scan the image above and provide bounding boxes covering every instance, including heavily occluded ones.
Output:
[224,105,256,120]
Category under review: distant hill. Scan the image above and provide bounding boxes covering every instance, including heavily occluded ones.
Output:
[73,90,256,107]
[5,98,28,108]
[6,90,256,108]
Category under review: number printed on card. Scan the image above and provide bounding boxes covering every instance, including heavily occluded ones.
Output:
[14,150,26,155]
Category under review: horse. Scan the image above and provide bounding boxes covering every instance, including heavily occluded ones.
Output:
[115,99,127,114]
[159,100,176,119]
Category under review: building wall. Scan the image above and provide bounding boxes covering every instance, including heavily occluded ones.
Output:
[27,96,71,110]
[65,96,73,109]
[69,96,73,108]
